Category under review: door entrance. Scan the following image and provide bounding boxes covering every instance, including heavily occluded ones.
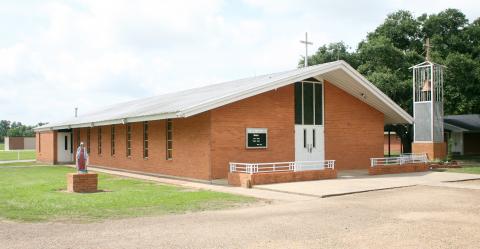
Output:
[57,132,73,162]
[294,80,324,161]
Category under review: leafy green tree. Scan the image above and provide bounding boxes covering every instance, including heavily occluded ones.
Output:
[6,124,35,137]
[442,52,480,114]
[0,120,11,142]
[0,120,38,140]
[367,10,423,52]
[301,8,480,153]
[300,42,360,68]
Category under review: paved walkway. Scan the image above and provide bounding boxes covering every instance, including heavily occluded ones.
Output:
[255,171,480,197]
[0,159,35,164]
[86,165,480,200]
[85,166,315,202]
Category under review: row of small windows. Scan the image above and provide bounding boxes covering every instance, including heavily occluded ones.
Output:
[78,119,172,160]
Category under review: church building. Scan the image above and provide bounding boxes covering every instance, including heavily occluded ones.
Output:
[35,60,413,181]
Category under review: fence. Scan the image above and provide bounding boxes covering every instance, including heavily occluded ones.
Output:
[229,160,335,174]
[370,153,427,167]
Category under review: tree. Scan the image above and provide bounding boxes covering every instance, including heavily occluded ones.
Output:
[0,120,38,140]
[299,42,359,68]
[0,120,11,143]
[301,9,480,153]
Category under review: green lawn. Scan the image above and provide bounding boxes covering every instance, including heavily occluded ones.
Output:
[0,143,4,150]
[0,150,36,161]
[0,162,49,167]
[446,166,480,174]
[445,155,480,175]
[0,165,254,222]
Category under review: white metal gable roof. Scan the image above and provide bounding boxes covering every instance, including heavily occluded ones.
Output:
[35,60,413,131]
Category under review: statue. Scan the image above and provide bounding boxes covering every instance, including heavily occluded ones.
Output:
[76,142,89,173]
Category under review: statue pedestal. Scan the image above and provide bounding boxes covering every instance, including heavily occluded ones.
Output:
[67,173,98,193]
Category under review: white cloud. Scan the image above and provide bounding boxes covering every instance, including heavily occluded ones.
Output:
[0,0,479,124]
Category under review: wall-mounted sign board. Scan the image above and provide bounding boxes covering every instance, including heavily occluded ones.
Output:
[246,128,268,149]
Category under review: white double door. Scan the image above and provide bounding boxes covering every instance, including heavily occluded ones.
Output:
[294,81,325,162]
[57,132,73,162]
[295,125,324,161]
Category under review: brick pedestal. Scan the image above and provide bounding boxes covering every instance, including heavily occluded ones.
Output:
[67,173,98,193]
[412,142,447,160]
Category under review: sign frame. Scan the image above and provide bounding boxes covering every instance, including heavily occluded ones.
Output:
[245,128,268,149]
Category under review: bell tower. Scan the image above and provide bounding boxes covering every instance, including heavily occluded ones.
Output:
[411,38,447,159]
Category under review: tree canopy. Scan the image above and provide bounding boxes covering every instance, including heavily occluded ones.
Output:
[0,120,46,143]
[301,8,480,115]
[300,9,480,151]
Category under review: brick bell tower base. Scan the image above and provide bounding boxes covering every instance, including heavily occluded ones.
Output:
[412,142,447,160]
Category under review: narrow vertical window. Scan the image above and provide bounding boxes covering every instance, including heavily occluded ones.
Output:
[294,82,303,125]
[87,128,91,153]
[64,135,68,150]
[38,133,41,152]
[314,83,323,125]
[303,129,307,148]
[111,125,115,156]
[166,119,173,160]
[76,129,80,149]
[143,121,149,158]
[312,129,316,148]
[98,127,102,154]
[303,83,314,125]
[126,124,132,157]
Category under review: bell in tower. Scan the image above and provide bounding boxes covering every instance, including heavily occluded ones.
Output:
[421,72,431,92]
[410,38,447,160]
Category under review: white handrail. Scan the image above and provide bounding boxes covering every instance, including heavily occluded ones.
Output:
[371,153,427,167]
[230,160,335,174]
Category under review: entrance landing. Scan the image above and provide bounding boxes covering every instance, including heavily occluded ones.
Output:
[254,171,480,198]
[337,169,369,179]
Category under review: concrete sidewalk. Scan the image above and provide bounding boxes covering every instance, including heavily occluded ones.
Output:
[85,165,315,202]
[81,165,480,201]
[255,171,480,197]
[0,159,36,164]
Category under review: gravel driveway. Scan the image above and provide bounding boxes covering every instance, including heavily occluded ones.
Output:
[1,184,480,249]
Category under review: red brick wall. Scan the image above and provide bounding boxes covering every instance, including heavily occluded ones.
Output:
[324,80,384,170]
[36,131,57,164]
[228,169,337,186]
[412,142,447,160]
[369,163,429,175]
[41,78,386,179]
[6,137,24,150]
[210,85,295,179]
[74,112,212,180]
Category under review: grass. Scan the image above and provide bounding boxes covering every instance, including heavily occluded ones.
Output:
[444,155,480,175]
[0,143,4,150]
[0,162,50,167]
[0,164,254,222]
[446,166,480,174]
[0,150,36,161]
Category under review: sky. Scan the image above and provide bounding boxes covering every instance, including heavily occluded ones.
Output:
[1,0,479,125]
